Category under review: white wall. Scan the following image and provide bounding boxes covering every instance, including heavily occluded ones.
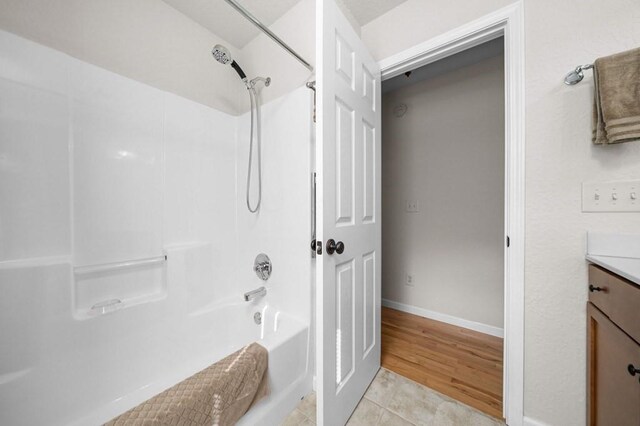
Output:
[523,1,640,424]
[240,0,316,111]
[365,1,640,425]
[0,0,318,116]
[382,55,505,330]
[0,0,243,115]
[0,29,312,425]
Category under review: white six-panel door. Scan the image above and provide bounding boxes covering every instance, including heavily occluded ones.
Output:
[316,0,382,424]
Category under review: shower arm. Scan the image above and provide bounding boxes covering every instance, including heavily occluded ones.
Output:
[223,0,314,72]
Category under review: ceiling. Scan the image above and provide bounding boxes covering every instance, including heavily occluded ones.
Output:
[341,0,408,26]
[163,0,408,49]
[162,0,303,48]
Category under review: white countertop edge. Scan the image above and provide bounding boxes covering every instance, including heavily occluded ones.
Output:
[586,254,640,286]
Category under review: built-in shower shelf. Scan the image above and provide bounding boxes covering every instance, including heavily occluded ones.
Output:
[75,291,167,320]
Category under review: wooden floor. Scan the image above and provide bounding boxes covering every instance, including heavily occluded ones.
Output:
[381,307,504,419]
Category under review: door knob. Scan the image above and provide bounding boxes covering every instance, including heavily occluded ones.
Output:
[326,239,345,255]
[628,364,640,376]
[589,284,603,292]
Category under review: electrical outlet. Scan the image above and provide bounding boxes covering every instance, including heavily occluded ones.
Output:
[405,273,414,287]
[406,200,419,213]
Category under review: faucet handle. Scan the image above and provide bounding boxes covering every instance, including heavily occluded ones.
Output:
[254,253,272,280]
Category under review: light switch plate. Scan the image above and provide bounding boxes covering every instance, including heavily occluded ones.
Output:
[582,180,640,212]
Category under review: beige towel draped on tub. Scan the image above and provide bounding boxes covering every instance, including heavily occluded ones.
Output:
[592,47,640,144]
[105,342,269,426]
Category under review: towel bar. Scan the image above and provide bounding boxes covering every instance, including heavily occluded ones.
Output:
[564,63,594,85]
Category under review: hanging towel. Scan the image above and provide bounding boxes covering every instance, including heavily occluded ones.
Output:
[592,47,640,144]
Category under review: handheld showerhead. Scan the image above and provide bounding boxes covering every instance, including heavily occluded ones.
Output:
[210,44,270,214]
[211,44,247,81]
[211,44,231,65]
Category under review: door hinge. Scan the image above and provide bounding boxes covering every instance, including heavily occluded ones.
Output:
[506,236,510,247]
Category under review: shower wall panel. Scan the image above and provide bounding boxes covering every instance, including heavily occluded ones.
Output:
[0,34,70,262]
[235,87,313,322]
[0,29,239,425]
[0,27,311,426]
[71,60,164,267]
[163,93,238,307]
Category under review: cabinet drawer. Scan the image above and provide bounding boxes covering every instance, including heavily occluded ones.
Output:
[588,264,640,343]
[588,265,611,313]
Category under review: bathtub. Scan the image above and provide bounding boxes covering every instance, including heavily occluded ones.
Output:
[236,304,313,425]
[0,261,312,426]
[80,301,312,426]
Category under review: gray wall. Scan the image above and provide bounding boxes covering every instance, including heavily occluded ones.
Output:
[382,55,505,330]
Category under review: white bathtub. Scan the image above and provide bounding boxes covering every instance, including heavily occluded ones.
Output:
[0,260,312,426]
[78,301,312,426]
[236,304,313,425]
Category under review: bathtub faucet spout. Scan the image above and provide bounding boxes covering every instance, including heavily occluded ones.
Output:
[244,286,267,302]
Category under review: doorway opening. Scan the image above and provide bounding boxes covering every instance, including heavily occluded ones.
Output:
[380,37,506,419]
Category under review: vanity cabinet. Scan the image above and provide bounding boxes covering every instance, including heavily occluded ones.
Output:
[587,264,640,426]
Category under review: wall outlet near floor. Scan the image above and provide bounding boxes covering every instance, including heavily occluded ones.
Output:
[405,200,419,213]
[405,273,415,286]
[582,180,640,212]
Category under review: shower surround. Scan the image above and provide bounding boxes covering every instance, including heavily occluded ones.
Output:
[0,29,313,425]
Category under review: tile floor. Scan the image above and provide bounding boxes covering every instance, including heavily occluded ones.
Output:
[282,368,505,426]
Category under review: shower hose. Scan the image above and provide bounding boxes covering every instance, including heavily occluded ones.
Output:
[246,84,261,213]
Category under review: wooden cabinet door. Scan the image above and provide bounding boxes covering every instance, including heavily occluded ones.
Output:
[588,303,640,426]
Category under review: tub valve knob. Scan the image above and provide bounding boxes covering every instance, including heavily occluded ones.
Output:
[254,253,272,280]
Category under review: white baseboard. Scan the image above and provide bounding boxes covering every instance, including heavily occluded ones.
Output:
[382,298,504,338]
[523,416,551,426]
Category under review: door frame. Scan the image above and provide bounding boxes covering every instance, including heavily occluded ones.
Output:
[377,3,525,425]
